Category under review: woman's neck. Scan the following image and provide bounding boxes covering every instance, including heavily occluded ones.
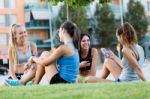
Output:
[124,43,135,48]
[64,36,73,44]
[81,48,89,57]
[17,42,27,47]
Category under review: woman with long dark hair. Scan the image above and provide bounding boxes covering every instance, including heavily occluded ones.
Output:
[79,33,98,77]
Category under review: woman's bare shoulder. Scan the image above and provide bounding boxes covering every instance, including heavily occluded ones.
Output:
[92,48,97,51]
[91,48,98,56]
[92,48,98,52]
[122,47,132,55]
[30,42,37,48]
[56,45,68,52]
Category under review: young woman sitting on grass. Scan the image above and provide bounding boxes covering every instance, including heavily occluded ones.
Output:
[78,33,98,82]
[3,24,37,86]
[9,24,37,80]
[85,22,146,83]
[5,21,80,86]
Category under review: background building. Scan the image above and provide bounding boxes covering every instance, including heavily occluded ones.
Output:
[25,1,52,55]
[0,0,150,67]
[0,0,25,67]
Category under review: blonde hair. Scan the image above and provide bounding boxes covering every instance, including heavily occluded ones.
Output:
[9,24,23,65]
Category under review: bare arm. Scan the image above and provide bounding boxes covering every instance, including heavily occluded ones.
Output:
[123,48,146,81]
[79,61,90,68]
[8,47,17,80]
[32,46,65,66]
[31,42,38,56]
[108,51,123,69]
[90,48,98,76]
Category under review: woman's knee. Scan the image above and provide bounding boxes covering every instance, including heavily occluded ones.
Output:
[40,51,51,59]
[30,63,37,71]
[85,76,96,83]
[104,58,115,66]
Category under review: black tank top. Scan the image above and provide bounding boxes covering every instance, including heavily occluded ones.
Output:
[79,48,92,71]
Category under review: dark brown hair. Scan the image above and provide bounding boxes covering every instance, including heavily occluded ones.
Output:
[79,33,91,53]
[116,22,137,46]
[61,21,80,49]
[80,33,91,41]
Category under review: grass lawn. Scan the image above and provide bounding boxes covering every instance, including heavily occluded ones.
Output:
[0,82,150,99]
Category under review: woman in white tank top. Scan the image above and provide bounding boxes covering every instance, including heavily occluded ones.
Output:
[85,22,146,83]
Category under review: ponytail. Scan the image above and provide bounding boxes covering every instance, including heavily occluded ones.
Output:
[61,21,80,49]
[72,23,80,49]
[116,22,137,46]
[9,24,22,65]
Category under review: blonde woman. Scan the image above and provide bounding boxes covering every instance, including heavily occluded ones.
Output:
[8,24,37,81]
[5,21,80,86]
[86,22,146,83]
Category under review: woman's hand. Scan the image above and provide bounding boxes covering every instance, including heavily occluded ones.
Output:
[80,61,91,68]
[107,50,123,69]
[106,51,114,59]
[24,56,35,72]
[28,56,35,64]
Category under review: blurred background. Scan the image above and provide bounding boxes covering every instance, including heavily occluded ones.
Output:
[0,0,150,75]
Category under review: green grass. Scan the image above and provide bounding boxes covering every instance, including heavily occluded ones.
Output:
[0,82,150,99]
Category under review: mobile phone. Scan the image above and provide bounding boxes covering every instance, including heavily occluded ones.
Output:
[101,48,110,57]
[87,58,92,63]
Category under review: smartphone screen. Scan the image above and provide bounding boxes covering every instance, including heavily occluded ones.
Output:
[101,48,110,57]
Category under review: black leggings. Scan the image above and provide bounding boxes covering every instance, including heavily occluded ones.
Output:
[8,73,24,80]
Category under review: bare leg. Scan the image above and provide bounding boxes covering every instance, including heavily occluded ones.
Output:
[45,63,58,84]
[83,59,111,83]
[21,51,51,85]
[33,65,45,84]
[85,58,122,83]
[85,76,112,83]
[20,63,37,85]
[100,60,110,79]
[33,51,51,85]
[104,58,122,80]
[5,51,53,86]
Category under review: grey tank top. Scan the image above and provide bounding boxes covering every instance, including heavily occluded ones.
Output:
[17,42,32,64]
[119,44,144,81]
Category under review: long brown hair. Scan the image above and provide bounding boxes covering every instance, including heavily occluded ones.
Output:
[116,22,137,46]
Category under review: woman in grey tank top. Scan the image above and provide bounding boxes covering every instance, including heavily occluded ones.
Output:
[85,22,146,83]
[8,24,37,80]
[4,21,80,86]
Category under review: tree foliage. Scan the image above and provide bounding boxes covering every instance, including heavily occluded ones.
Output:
[50,0,111,7]
[94,3,116,47]
[55,5,88,32]
[50,0,92,7]
[125,0,148,41]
